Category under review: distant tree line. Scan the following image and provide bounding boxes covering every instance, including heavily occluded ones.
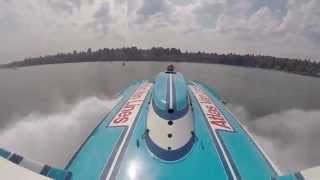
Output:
[1,47,320,77]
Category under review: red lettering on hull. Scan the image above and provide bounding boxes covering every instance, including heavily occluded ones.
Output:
[191,86,234,132]
[110,83,152,127]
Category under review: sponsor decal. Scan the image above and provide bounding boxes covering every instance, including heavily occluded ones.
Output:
[102,82,152,180]
[190,86,234,132]
[190,85,239,180]
[109,82,152,127]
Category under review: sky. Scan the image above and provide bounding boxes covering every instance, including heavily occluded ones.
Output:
[0,0,320,63]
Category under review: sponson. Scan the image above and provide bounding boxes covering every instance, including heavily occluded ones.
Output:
[145,66,195,161]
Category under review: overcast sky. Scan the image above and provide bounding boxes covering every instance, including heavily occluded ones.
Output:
[0,0,319,63]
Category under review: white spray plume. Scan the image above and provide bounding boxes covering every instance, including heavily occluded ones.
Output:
[1,98,320,174]
[229,104,320,174]
[0,96,118,168]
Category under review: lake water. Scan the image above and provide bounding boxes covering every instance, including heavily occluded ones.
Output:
[1,62,320,174]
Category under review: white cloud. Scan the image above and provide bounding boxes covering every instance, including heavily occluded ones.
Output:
[92,2,112,33]
[0,0,319,62]
[193,1,223,29]
[248,7,281,32]
[137,0,172,17]
[280,0,320,42]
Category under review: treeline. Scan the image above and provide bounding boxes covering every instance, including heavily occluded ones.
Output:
[2,47,320,77]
